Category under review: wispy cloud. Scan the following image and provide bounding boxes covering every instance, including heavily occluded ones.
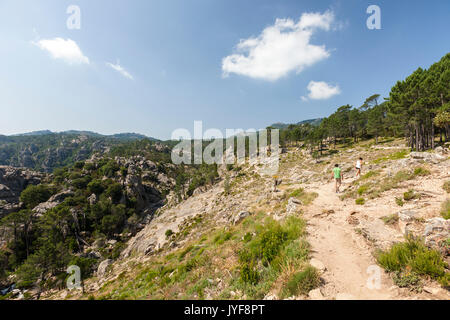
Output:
[222,10,335,81]
[33,38,89,64]
[302,81,341,101]
[106,61,134,80]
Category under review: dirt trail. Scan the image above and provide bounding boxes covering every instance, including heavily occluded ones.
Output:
[303,179,397,299]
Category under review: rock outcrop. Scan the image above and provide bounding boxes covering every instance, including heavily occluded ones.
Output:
[0,166,43,217]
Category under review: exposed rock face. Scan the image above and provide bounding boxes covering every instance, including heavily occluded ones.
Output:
[410,152,446,163]
[232,211,251,225]
[423,217,450,255]
[115,156,174,212]
[32,190,75,216]
[97,259,113,277]
[0,166,42,217]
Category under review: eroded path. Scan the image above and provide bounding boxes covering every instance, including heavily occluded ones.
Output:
[304,180,397,299]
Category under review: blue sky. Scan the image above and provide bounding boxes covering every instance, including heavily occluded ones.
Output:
[0,0,449,140]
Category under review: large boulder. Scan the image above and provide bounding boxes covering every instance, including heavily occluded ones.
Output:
[0,166,42,216]
[410,152,446,164]
[97,259,113,277]
[32,190,74,215]
[232,211,252,225]
[423,217,449,254]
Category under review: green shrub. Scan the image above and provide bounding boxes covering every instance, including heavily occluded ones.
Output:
[357,185,370,196]
[381,214,399,225]
[165,229,174,238]
[360,171,379,180]
[413,167,430,176]
[403,190,420,201]
[355,198,365,205]
[87,180,105,195]
[74,161,85,169]
[240,262,259,285]
[105,183,123,203]
[213,231,233,245]
[100,160,120,177]
[238,216,306,288]
[68,256,97,279]
[441,200,450,220]
[443,181,450,193]
[377,237,448,285]
[19,184,52,209]
[84,162,96,171]
[395,197,404,207]
[392,271,421,289]
[392,170,414,184]
[289,188,318,205]
[243,232,253,242]
[282,266,320,297]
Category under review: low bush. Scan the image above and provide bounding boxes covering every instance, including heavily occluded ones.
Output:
[381,214,399,225]
[441,200,450,220]
[403,190,420,201]
[395,197,404,207]
[377,237,448,287]
[413,167,430,176]
[443,181,450,193]
[281,266,320,297]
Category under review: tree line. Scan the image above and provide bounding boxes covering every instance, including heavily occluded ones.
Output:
[278,53,450,152]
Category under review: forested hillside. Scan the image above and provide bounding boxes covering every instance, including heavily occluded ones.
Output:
[278,53,450,151]
[0,53,449,300]
[0,139,219,296]
[0,131,158,172]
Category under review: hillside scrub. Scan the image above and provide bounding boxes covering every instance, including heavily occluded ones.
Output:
[342,167,432,201]
[442,200,450,220]
[0,151,220,290]
[377,237,450,288]
[85,213,312,300]
[443,181,450,193]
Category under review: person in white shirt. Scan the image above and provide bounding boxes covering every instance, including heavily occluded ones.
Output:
[355,157,363,178]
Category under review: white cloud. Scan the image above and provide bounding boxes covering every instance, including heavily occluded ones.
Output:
[302,81,341,101]
[106,61,134,80]
[34,38,89,64]
[222,10,334,81]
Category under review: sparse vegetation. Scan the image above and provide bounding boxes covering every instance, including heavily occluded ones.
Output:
[373,150,409,164]
[355,198,365,205]
[381,214,399,225]
[441,200,450,220]
[403,190,420,201]
[377,237,449,288]
[165,229,174,238]
[443,181,450,193]
[413,167,431,176]
[281,266,320,298]
[395,197,404,207]
[288,188,318,205]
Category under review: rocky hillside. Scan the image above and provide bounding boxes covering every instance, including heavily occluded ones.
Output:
[0,166,43,218]
[34,138,449,301]
[0,142,219,298]
[0,131,161,172]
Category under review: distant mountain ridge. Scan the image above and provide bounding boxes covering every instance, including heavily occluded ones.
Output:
[0,131,162,172]
[270,118,323,129]
[11,130,155,141]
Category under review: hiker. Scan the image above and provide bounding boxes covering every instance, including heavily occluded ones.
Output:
[355,157,363,178]
[332,164,344,193]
